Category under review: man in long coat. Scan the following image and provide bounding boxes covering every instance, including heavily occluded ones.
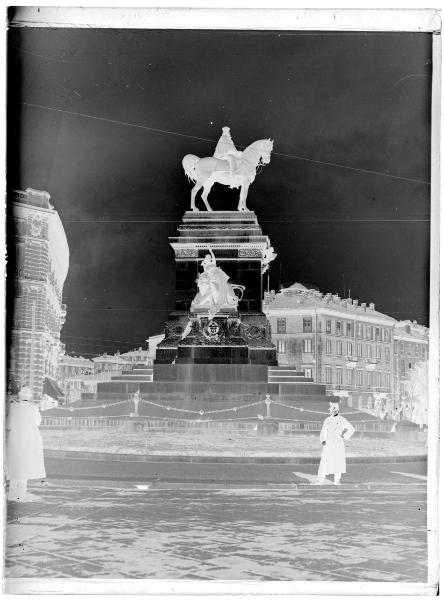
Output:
[318,400,355,485]
[6,386,46,501]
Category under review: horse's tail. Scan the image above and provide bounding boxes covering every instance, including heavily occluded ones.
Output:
[182,154,199,183]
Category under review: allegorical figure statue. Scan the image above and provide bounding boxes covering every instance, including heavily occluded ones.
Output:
[261,246,277,274]
[182,126,273,212]
[190,248,244,319]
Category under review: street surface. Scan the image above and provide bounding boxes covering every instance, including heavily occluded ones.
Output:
[44,455,426,485]
[5,461,427,582]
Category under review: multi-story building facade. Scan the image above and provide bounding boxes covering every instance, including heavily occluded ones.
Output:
[92,352,132,374]
[263,283,397,410]
[8,188,69,399]
[393,320,429,417]
[57,354,94,380]
[120,347,152,366]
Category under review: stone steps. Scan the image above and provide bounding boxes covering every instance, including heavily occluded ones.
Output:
[268,366,309,383]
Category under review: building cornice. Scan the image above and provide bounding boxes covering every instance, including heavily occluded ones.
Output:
[264,305,396,325]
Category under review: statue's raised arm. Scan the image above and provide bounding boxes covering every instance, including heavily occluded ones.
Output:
[182,126,273,212]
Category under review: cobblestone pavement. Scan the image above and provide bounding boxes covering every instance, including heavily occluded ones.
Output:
[5,478,427,582]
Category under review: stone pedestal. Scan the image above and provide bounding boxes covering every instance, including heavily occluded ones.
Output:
[155,210,277,370]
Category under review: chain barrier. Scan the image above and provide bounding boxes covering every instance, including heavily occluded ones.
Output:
[140,398,264,416]
[48,399,131,412]
[47,396,385,423]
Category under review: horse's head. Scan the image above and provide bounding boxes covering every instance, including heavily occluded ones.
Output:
[260,139,273,164]
[245,139,273,165]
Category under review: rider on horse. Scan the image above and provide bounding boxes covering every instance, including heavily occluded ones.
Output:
[213,126,243,176]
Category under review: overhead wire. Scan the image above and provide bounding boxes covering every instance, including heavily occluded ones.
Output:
[21,102,430,185]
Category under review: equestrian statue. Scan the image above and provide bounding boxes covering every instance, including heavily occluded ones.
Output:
[182,126,273,212]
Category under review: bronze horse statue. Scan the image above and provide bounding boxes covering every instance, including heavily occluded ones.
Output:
[182,138,273,212]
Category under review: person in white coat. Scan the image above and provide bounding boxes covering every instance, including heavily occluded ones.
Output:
[318,400,355,485]
[5,386,46,502]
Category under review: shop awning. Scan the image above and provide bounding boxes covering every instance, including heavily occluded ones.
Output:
[43,377,65,399]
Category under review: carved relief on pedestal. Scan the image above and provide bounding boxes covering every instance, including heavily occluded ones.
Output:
[238,248,262,258]
[175,248,198,258]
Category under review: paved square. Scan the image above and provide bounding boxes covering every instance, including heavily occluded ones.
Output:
[5,480,427,582]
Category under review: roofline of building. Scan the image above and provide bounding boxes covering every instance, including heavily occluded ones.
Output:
[264,305,396,324]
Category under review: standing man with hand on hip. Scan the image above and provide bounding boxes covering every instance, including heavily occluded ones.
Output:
[318,400,355,485]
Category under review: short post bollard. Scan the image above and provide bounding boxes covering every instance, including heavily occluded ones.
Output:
[264,393,272,419]
[257,394,279,436]
[125,390,143,432]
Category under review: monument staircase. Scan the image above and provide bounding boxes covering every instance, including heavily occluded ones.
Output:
[268,366,307,384]
[111,365,153,383]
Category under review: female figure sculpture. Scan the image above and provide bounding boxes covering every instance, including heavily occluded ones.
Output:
[191,249,243,318]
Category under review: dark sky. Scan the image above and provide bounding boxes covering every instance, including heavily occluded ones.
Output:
[8,28,432,356]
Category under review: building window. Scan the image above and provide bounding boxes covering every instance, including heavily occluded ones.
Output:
[357,343,363,357]
[384,329,389,342]
[407,343,412,355]
[367,371,373,386]
[387,373,391,388]
[326,320,331,334]
[366,326,373,340]
[422,346,426,360]
[375,371,381,387]
[336,321,342,335]
[325,339,332,354]
[336,341,342,356]
[277,339,287,354]
[336,368,343,385]
[346,322,353,337]
[366,345,372,359]
[304,368,313,379]
[277,318,286,334]
[357,323,362,339]
[347,342,353,356]
[415,344,419,357]
[347,369,353,385]
[303,339,313,353]
[357,370,363,386]
[376,346,381,360]
[400,360,406,376]
[384,348,390,362]
[325,366,332,384]
[375,327,381,341]
[394,340,399,355]
[303,318,312,333]
[400,342,405,354]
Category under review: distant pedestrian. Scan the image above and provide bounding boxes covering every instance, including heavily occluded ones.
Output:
[318,401,355,485]
[5,386,46,502]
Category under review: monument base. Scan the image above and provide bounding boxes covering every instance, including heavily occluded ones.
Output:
[155,311,277,368]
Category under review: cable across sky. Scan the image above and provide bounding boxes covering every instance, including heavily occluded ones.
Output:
[21,102,430,186]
